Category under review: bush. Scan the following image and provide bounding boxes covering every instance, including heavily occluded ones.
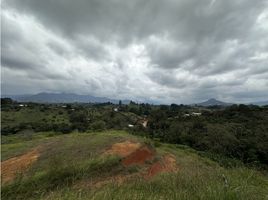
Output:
[53,123,72,134]
[69,112,87,123]
[91,120,106,131]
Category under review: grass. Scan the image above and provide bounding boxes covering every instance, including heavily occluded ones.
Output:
[1,130,268,200]
[2,155,122,200]
[1,107,70,129]
[1,132,59,161]
[85,168,267,200]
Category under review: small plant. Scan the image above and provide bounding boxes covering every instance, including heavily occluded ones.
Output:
[144,138,154,148]
[153,140,161,148]
[126,165,140,173]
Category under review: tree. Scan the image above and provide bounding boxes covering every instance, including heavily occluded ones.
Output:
[70,112,87,123]
[1,98,13,105]
[91,120,106,130]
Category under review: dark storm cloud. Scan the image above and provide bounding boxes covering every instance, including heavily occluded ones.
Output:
[1,54,40,70]
[1,12,69,81]
[147,69,196,89]
[1,0,268,103]
[3,0,265,41]
[1,12,40,68]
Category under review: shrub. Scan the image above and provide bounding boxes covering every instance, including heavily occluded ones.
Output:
[91,120,106,131]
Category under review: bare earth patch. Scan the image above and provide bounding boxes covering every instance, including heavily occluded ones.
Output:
[1,148,40,184]
[145,154,178,178]
[122,146,155,166]
[76,141,178,188]
[104,140,141,157]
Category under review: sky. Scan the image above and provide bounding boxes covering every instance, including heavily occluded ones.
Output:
[1,0,268,104]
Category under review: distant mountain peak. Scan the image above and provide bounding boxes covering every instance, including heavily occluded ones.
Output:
[195,98,232,107]
[206,98,222,103]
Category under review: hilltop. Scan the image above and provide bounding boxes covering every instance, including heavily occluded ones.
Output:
[2,131,268,200]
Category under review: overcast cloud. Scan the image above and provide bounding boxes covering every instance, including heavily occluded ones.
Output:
[1,0,268,104]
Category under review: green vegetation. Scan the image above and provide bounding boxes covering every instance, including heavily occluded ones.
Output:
[1,132,56,161]
[1,100,141,134]
[1,99,268,199]
[145,104,268,167]
[1,103,70,134]
[2,100,268,166]
[1,131,268,200]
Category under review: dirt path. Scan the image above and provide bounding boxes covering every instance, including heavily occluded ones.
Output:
[1,148,40,184]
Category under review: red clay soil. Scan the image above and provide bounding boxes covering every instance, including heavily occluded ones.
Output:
[1,148,40,184]
[146,154,177,178]
[122,146,155,166]
[105,141,141,157]
[74,153,178,189]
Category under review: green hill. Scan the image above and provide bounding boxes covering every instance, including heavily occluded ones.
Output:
[1,130,268,200]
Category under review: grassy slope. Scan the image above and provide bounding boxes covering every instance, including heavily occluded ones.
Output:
[1,107,70,129]
[1,131,268,200]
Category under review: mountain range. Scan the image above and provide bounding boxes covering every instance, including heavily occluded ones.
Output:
[2,93,130,104]
[194,98,268,107]
[249,101,268,106]
[2,93,268,106]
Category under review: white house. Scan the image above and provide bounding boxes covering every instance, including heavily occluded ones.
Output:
[142,120,148,128]
[191,112,202,116]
